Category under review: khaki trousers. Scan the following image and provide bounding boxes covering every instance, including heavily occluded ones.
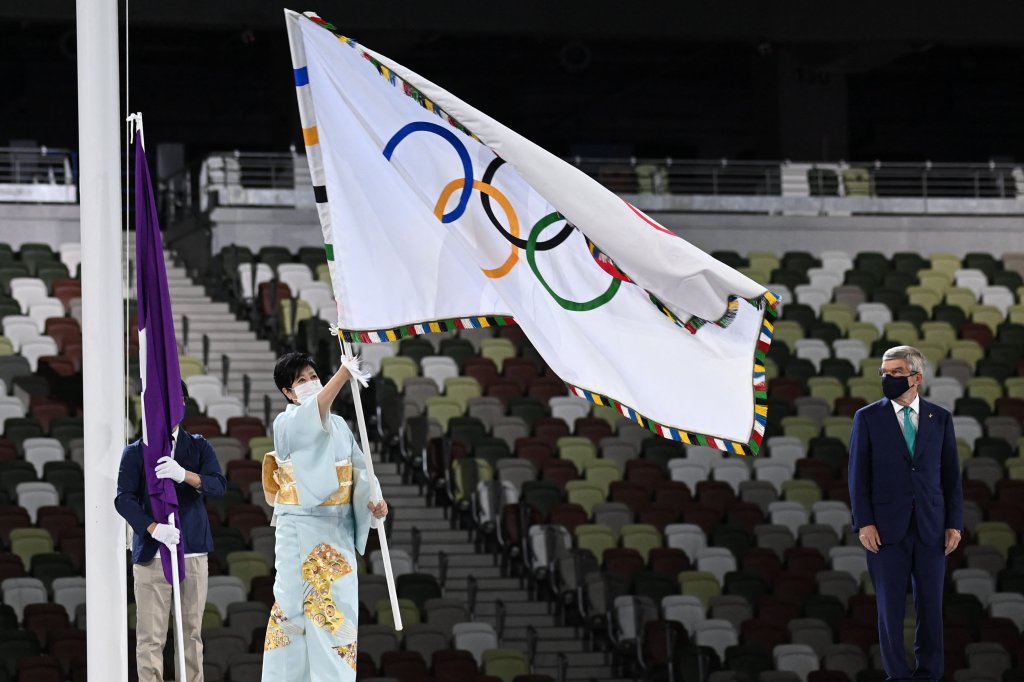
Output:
[134,555,208,682]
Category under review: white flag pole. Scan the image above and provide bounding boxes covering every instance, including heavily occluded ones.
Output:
[166,514,189,682]
[77,0,129,680]
[340,337,403,630]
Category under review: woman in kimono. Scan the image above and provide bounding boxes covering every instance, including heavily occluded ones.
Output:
[261,352,386,681]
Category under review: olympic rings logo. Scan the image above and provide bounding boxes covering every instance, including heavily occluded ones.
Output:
[383,121,622,311]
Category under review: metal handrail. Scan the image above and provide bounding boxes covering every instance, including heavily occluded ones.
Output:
[0,146,75,185]
[193,151,1022,202]
[566,156,1022,199]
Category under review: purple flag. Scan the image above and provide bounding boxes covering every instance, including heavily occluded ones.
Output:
[135,132,186,584]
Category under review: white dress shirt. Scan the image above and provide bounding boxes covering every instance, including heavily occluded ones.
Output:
[891,394,920,437]
[171,426,207,560]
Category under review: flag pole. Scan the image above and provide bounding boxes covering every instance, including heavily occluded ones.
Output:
[340,337,403,630]
[77,0,129,680]
[167,514,188,681]
[129,113,191,678]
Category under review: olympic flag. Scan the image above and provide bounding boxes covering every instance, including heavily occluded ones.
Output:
[285,11,778,453]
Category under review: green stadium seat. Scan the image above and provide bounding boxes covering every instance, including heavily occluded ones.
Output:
[482,648,530,682]
[678,570,721,607]
[971,305,1004,334]
[575,524,616,558]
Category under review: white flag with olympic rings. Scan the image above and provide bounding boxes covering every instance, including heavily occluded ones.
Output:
[286,10,780,453]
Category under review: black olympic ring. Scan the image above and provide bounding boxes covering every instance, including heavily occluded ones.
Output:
[480,157,575,251]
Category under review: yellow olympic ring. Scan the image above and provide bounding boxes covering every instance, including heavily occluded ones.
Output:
[434,179,519,279]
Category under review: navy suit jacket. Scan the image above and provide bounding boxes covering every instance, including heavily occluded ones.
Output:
[848,397,964,547]
[114,429,227,564]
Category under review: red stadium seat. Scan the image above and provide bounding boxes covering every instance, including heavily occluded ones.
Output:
[380,650,429,682]
[16,654,63,682]
[182,416,222,438]
[624,460,665,495]
[695,481,737,514]
[463,357,500,390]
[680,504,724,535]
[527,377,566,404]
[48,629,87,676]
[603,548,645,581]
[726,502,767,533]
[486,379,523,406]
[540,459,579,491]
[225,505,269,542]
[740,548,782,583]
[741,619,787,654]
[502,358,538,391]
[36,507,80,545]
[609,481,652,516]
[638,506,677,533]
[225,460,262,492]
[548,503,588,533]
[532,417,570,449]
[648,547,691,576]
[432,649,479,678]
[573,417,613,445]
[514,438,554,470]
[23,604,71,647]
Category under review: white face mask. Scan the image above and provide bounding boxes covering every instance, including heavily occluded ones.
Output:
[291,380,323,404]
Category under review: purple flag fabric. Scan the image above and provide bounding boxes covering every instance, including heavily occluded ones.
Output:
[135,132,186,584]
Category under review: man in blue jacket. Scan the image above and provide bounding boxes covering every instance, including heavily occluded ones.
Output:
[849,346,963,682]
[115,381,227,682]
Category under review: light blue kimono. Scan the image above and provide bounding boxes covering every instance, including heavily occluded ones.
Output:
[262,398,376,682]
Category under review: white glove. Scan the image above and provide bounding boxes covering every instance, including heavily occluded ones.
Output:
[151,523,180,547]
[340,354,371,388]
[155,456,186,483]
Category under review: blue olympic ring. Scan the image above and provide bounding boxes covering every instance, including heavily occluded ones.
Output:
[382,121,473,224]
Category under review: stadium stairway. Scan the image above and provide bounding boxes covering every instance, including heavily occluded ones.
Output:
[153,246,280,410]
[378,450,629,681]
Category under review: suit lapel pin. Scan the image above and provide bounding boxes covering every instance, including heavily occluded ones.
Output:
[928,413,933,418]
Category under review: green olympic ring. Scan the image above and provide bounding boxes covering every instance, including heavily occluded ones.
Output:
[526,212,621,312]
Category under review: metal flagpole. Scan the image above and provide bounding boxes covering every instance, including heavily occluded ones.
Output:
[167,514,188,681]
[340,338,403,630]
[76,0,129,680]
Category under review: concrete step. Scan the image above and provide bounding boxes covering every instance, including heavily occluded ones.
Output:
[502,613,558,628]
[372,462,400,477]
[168,284,208,298]
[400,542,478,555]
[376,473,403,487]
[503,625,573,641]
[204,346,275,358]
[534,665,620,681]
[533,651,609,669]
[471,599,549,618]
[384,497,430,512]
[173,312,246,324]
[391,518,451,532]
[173,302,231,315]
[445,588,533,604]
[443,565,504,580]
[177,329,263,344]
[505,637,587,654]
[391,524,471,540]
[419,553,495,569]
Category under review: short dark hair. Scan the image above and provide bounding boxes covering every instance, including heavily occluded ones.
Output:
[274,352,319,395]
[180,380,189,402]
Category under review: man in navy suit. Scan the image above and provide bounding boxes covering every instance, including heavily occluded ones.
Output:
[849,345,963,682]
[115,382,227,682]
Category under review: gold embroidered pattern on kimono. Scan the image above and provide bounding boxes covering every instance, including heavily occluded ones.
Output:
[264,602,292,651]
[302,543,353,633]
[333,642,358,671]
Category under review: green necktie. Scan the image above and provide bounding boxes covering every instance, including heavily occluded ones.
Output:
[903,405,917,457]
